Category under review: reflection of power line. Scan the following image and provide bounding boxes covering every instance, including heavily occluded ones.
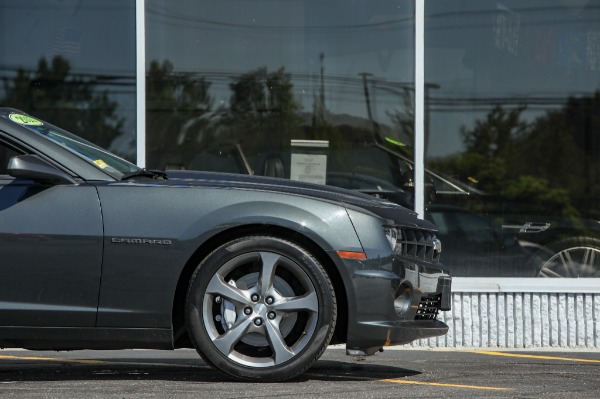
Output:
[426,5,600,31]
[145,3,600,35]
[146,3,413,34]
[0,63,135,77]
[155,69,413,88]
[1,62,580,111]
[430,96,582,107]
[0,64,136,94]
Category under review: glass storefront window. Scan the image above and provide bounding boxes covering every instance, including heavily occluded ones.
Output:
[0,0,136,160]
[145,0,415,190]
[425,0,600,277]
[145,0,599,278]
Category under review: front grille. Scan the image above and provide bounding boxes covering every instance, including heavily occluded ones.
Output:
[397,228,441,263]
[415,294,441,320]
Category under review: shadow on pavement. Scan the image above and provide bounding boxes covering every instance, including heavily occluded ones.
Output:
[0,357,420,383]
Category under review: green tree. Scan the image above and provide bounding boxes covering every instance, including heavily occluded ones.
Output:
[222,67,303,150]
[430,100,595,218]
[2,56,124,151]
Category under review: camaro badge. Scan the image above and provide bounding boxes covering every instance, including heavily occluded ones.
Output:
[111,238,172,245]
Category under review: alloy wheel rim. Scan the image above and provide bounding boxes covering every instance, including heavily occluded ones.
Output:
[538,246,600,277]
[202,251,319,367]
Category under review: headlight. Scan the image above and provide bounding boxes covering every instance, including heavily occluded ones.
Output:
[383,226,398,250]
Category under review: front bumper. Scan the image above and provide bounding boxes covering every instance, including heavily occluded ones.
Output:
[345,319,449,356]
[343,257,452,356]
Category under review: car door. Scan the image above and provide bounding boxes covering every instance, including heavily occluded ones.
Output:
[0,140,103,327]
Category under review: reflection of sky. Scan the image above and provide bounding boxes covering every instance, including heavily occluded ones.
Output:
[146,0,600,159]
[146,0,415,135]
[3,1,596,160]
[0,0,136,156]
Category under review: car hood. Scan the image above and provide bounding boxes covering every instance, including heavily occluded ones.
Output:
[162,170,434,230]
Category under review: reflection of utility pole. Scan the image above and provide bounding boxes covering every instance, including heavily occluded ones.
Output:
[319,53,325,122]
[312,53,326,132]
[359,72,381,141]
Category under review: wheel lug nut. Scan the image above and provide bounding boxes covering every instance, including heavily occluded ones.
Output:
[265,296,274,305]
[243,307,252,316]
[267,311,276,320]
[215,296,222,304]
[251,294,259,302]
[254,318,263,326]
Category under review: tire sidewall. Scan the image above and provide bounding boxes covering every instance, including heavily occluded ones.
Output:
[186,236,335,381]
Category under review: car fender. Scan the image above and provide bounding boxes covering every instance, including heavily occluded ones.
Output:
[95,184,363,328]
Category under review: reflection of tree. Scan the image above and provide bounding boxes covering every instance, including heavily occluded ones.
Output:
[219,67,303,150]
[145,61,412,177]
[146,64,309,170]
[439,106,528,196]
[431,93,600,217]
[1,56,124,151]
[146,60,212,169]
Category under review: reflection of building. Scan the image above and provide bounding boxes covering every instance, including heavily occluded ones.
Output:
[1,0,599,349]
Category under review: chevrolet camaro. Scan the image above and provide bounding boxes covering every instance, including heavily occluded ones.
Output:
[0,108,451,381]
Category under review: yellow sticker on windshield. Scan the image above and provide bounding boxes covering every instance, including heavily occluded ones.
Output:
[94,159,108,169]
[9,113,43,126]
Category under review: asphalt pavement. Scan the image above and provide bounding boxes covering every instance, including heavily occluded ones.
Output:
[0,347,599,398]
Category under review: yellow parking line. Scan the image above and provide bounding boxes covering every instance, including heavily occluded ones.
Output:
[0,355,106,365]
[467,351,600,364]
[381,379,512,391]
[308,372,511,391]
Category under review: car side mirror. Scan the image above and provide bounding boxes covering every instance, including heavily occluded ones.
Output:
[8,154,76,185]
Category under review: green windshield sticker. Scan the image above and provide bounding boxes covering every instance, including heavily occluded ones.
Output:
[9,114,43,126]
[385,137,406,147]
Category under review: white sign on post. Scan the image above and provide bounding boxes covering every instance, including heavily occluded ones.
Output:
[290,140,329,185]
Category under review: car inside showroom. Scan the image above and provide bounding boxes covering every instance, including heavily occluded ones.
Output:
[0,0,598,350]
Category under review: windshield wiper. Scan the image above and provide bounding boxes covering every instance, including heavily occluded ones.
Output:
[121,169,168,180]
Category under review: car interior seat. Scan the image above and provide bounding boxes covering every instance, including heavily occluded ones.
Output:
[263,154,285,178]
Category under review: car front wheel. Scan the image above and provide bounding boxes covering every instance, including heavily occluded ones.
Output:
[186,235,336,381]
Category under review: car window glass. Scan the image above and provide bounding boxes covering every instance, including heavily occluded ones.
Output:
[1,113,140,178]
[0,141,22,176]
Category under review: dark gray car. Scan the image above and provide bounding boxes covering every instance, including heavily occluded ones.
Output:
[0,108,451,381]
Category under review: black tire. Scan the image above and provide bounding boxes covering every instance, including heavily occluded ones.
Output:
[534,237,600,277]
[185,235,337,381]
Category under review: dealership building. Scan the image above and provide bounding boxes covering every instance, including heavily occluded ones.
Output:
[1,0,599,348]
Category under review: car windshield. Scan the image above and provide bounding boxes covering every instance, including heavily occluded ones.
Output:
[7,113,141,179]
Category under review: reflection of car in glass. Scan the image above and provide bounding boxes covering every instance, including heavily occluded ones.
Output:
[0,108,452,381]
[337,144,600,278]
[425,204,532,277]
[184,139,600,277]
[336,143,600,278]
[495,210,600,278]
